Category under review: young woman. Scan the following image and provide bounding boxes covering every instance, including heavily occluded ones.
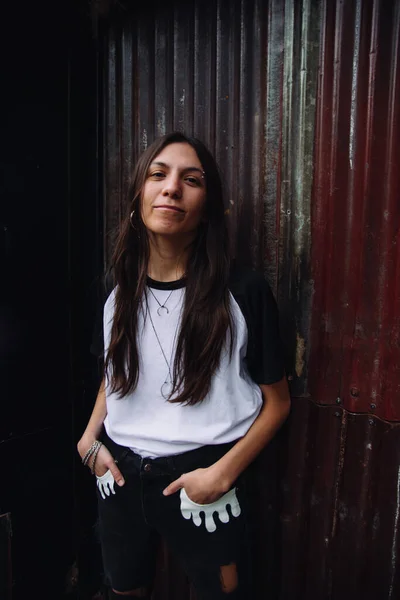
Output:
[78,132,290,600]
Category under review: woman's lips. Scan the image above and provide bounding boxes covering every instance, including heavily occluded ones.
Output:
[154,205,185,213]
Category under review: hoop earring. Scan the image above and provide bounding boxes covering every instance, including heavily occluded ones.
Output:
[129,210,135,228]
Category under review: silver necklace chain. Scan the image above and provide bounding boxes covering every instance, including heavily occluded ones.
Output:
[148,286,174,316]
[145,291,179,399]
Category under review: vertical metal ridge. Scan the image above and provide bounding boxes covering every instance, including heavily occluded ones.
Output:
[342,0,362,308]
[215,0,223,165]
[104,28,122,264]
[193,0,218,143]
[370,1,400,420]
[278,0,295,373]
[294,0,320,390]
[309,0,333,399]
[330,409,348,541]
[192,0,219,150]
[121,26,133,197]
[387,0,400,364]
[294,0,313,258]
[326,0,348,398]
[280,0,294,243]
[137,12,155,151]
[250,0,264,270]
[263,0,284,291]
[154,7,172,138]
[323,0,345,379]
[172,2,195,133]
[228,0,241,255]
[214,0,240,248]
[371,422,400,597]
[345,0,379,418]
[388,465,400,599]
[278,0,319,393]
[280,397,313,599]
[340,0,374,411]
[237,0,259,268]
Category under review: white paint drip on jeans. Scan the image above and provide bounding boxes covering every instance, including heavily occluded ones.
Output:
[180,487,241,533]
[96,470,116,500]
[96,471,242,535]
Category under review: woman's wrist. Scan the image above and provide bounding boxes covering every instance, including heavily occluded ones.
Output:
[77,431,101,458]
[208,463,233,495]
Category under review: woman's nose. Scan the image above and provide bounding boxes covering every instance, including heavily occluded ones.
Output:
[162,174,182,198]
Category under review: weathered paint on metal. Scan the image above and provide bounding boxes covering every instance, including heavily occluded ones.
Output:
[278,0,320,396]
[98,0,400,597]
[280,399,400,600]
[309,0,400,421]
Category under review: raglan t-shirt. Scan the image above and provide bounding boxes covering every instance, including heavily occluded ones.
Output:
[92,266,285,458]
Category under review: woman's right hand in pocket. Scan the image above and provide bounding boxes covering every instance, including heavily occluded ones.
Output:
[77,438,125,487]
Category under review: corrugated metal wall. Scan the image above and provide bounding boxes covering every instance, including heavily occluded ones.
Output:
[99,0,400,598]
[309,0,400,421]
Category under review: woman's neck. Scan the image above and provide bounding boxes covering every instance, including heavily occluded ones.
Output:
[147,234,193,282]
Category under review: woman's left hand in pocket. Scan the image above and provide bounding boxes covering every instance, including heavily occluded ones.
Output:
[162,466,230,504]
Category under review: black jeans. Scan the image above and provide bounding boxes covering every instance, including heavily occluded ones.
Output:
[96,429,253,599]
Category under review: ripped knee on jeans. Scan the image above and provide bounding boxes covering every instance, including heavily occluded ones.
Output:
[219,563,238,594]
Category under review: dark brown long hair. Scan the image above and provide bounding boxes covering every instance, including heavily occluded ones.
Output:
[105,132,233,405]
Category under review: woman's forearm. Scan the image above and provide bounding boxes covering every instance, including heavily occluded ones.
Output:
[163,377,291,502]
[212,377,291,490]
[77,378,125,484]
[77,378,107,452]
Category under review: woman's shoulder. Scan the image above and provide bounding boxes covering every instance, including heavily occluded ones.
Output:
[229,262,273,296]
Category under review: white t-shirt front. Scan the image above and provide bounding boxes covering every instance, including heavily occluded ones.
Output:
[98,270,284,458]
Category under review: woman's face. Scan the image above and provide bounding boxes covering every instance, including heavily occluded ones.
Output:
[141,143,207,237]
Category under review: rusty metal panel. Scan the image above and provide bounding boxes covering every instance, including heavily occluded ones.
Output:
[280,399,400,600]
[309,0,400,421]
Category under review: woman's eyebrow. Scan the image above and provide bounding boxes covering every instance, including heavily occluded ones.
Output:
[151,161,203,174]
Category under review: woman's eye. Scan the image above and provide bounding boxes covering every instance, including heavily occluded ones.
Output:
[185,176,201,186]
[150,171,165,179]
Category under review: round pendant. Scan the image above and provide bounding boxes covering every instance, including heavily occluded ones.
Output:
[157,305,169,316]
[161,381,173,399]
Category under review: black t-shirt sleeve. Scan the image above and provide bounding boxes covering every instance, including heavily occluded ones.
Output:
[90,271,114,358]
[229,267,285,385]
